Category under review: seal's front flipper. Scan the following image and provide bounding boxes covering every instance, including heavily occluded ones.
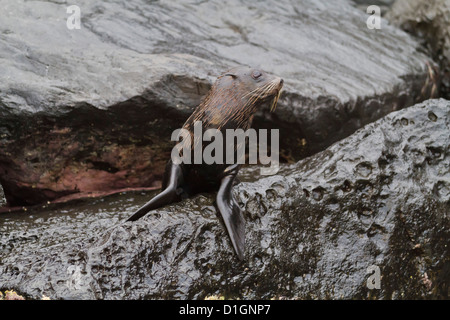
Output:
[127,162,184,222]
[216,165,245,260]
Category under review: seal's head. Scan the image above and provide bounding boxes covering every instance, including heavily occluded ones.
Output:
[184,66,284,133]
[217,66,284,112]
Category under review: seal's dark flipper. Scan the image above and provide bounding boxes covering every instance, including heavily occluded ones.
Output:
[216,165,245,260]
[127,162,184,222]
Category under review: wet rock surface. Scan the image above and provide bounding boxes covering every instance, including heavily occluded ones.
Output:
[0,0,436,206]
[1,99,448,299]
[0,184,5,208]
[386,0,450,99]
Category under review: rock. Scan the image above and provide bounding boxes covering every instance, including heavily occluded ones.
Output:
[0,184,5,208]
[0,0,436,206]
[351,0,396,14]
[0,99,448,299]
[352,0,395,5]
[386,0,450,99]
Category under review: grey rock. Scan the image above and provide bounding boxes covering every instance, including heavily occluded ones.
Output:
[386,0,450,99]
[1,99,448,299]
[0,0,437,205]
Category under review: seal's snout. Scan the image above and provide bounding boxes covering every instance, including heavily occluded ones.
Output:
[269,77,283,113]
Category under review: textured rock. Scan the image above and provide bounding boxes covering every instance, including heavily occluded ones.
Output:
[387,0,450,99]
[0,184,5,208]
[1,99,448,299]
[0,0,436,206]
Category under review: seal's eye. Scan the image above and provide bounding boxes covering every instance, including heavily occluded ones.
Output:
[252,70,262,80]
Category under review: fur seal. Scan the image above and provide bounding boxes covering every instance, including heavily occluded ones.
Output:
[127,66,283,260]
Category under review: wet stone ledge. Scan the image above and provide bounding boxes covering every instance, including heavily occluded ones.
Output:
[0,99,448,299]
